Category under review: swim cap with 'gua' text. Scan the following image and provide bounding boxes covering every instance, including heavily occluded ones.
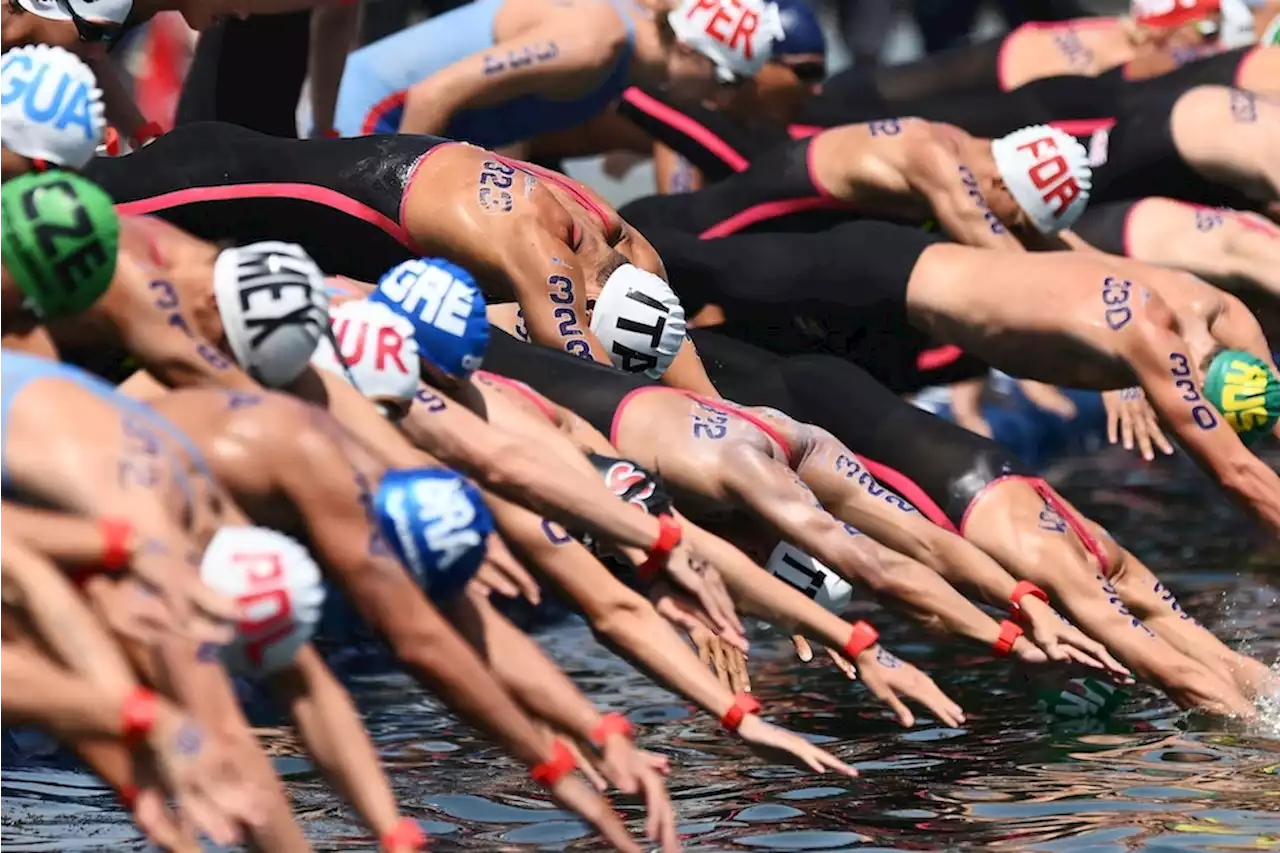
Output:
[1,170,118,318]
[1,45,105,168]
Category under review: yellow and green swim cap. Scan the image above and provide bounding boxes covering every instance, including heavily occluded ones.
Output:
[1202,350,1280,443]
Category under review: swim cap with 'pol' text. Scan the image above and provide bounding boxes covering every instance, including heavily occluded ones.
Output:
[1,170,118,318]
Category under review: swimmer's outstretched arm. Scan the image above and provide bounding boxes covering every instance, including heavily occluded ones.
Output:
[1128,317,1280,533]
[490,493,858,777]
[267,645,410,846]
[716,448,1020,651]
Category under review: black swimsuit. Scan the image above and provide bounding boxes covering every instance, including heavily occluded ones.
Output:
[84,122,452,282]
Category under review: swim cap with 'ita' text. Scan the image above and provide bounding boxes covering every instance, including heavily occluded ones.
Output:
[1,170,118,318]
[371,258,489,380]
[590,264,688,379]
[668,0,785,83]
[1,45,105,168]
[991,125,1092,234]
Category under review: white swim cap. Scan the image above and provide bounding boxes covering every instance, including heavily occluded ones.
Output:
[310,299,420,417]
[590,263,687,380]
[1217,0,1256,47]
[199,526,326,677]
[214,241,330,387]
[0,46,104,169]
[765,541,852,615]
[990,125,1092,234]
[1131,0,1220,28]
[668,0,785,82]
[14,0,131,26]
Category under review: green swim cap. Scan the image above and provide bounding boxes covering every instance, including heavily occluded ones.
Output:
[1,170,118,319]
[1202,350,1280,443]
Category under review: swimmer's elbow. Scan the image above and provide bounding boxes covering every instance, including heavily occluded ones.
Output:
[589,590,653,645]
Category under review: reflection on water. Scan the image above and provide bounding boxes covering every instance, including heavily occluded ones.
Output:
[3,448,1278,851]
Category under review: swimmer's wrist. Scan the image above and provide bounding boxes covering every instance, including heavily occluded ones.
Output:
[638,514,683,584]
[718,692,760,733]
[379,817,427,852]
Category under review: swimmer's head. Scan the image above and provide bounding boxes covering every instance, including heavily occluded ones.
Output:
[3,0,130,54]
[771,0,825,84]
[213,241,330,387]
[374,467,494,603]
[1,46,104,174]
[1129,0,1253,48]
[1201,349,1280,443]
[666,0,784,95]
[1,170,117,321]
[718,0,824,124]
[199,525,326,677]
[310,299,421,422]
[990,125,1092,235]
[589,253,687,379]
[370,258,489,390]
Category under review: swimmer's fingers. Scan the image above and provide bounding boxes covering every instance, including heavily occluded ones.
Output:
[565,738,609,792]
[1119,400,1137,452]
[1052,625,1131,680]
[484,534,542,604]
[725,645,750,694]
[792,635,814,663]
[708,636,731,690]
[635,763,678,853]
[471,564,518,600]
[1145,409,1175,456]
[824,647,857,680]
[701,565,746,640]
[1103,391,1122,444]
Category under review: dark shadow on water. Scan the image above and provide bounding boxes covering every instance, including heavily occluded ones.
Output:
[4,449,1278,851]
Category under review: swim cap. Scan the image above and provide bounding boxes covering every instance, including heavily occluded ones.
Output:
[1132,0,1219,28]
[198,526,326,677]
[1,46,105,169]
[310,300,420,417]
[668,0,785,83]
[14,0,132,30]
[991,125,1093,234]
[765,541,852,616]
[589,264,687,379]
[772,0,825,60]
[0,171,118,318]
[1264,12,1280,44]
[370,258,488,380]
[213,241,330,387]
[374,467,494,602]
[1217,0,1256,47]
[1202,350,1280,443]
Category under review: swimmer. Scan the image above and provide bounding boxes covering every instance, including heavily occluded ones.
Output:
[632,219,1280,534]
[0,45,105,179]
[327,291,965,730]
[333,0,782,147]
[684,329,1276,710]
[149,378,657,852]
[84,122,720,391]
[620,121,1094,249]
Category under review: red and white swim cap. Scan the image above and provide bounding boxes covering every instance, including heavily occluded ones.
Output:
[1131,0,1220,29]
[311,299,420,417]
[990,125,1093,235]
[668,0,785,82]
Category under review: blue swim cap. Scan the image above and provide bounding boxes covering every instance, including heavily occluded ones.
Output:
[370,258,488,379]
[773,0,825,60]
[373,467,493,602]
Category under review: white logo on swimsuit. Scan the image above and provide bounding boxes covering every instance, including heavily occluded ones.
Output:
[379,259,475,337]
[604,461,656,508]
[1087,128,1110,168]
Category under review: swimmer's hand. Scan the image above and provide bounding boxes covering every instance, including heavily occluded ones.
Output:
[1017,597,1132,682]
[128,546,238,646]
[1018,380,1078,420]
[138,706,267,848]
[660,547,748,652]
[593,739,679,853]
[849,645,966,729]
[547,773,644,853]
[650,581,751,693]
[736,715,859,778]
[1103,388,1175,461]
[472,535,542,604]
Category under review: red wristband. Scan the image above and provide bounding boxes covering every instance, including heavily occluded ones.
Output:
[841,620,879,660]
[637,514,682,584]
[1009,581,1049,624]
[133,121,164,146]
[379,817,426,852]
[992,620,1024,657]
[119,687,158,744]
[530,739,576,788]
[118,783,139,810]
[719,692,761,732]
[100,517,134,572]
[103,126,121,156]
[589,712,634,748]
